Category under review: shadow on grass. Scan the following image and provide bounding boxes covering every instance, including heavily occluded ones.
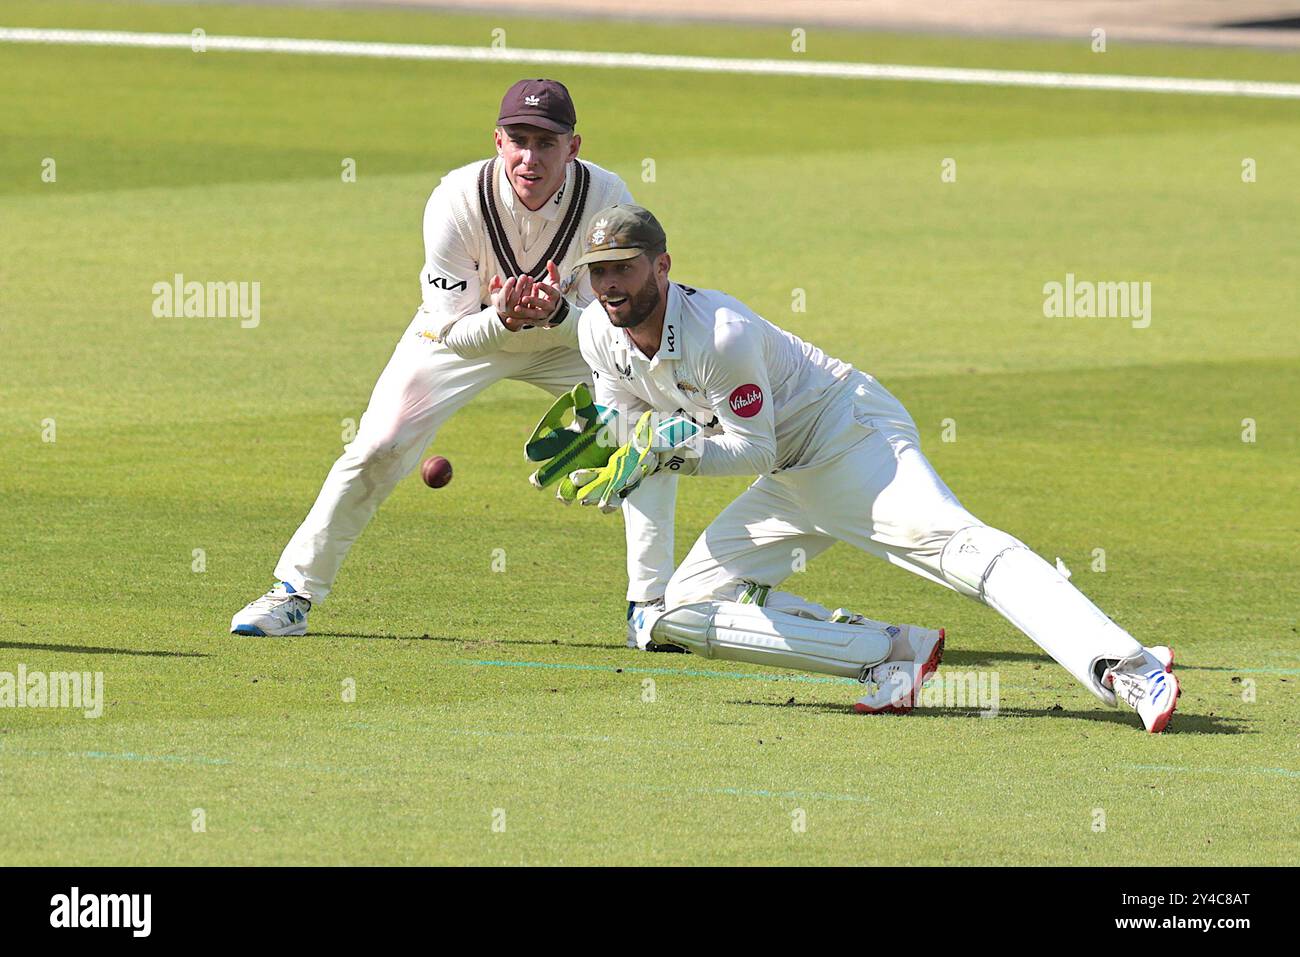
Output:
[942,649,1286,677]
[729,699,1248,734]
[0,640,209,659]
[940,649,1055,667]
[311,630,619,652]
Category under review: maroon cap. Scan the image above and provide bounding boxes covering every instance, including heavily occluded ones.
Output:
[497,79,577,134]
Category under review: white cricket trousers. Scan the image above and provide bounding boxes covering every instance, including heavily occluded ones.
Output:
[663,373,1149,702]
[275,313,677,603]
[665,376,979,607]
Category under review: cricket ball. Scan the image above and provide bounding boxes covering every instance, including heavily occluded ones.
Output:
[420,455,453,489]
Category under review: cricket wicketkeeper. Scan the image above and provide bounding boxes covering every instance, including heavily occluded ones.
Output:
[537,203,1180,732]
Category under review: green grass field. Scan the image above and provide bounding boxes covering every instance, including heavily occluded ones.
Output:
[1,0,1297,865]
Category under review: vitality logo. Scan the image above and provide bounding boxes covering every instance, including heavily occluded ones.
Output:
[728,383,764,418]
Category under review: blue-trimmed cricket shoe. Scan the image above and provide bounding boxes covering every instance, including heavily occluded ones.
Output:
[230,581,311,637]
[626,598,684,652]
[1107,649,1181,733]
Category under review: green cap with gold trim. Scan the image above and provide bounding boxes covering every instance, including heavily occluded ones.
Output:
[573,204,667,268]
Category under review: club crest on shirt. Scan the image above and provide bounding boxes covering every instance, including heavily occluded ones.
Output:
[728,383,764,418]
[675,379,700,395]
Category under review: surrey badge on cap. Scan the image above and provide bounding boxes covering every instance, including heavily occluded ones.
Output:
[574,205,668,268]
[497,79,577,134]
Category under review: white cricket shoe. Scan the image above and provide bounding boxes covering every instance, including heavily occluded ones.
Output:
[1149,645,1174,672]
[230,582,311,637]
[854,628,945,714]
[1107,652,1180,734]
[626,598,684,652]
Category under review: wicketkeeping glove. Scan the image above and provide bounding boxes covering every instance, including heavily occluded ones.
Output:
[524,383,619,489]
[560,411,701,512]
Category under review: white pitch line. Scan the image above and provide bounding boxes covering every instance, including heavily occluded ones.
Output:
[4,26,1300,100]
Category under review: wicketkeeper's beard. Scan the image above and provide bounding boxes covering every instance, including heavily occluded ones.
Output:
[605,271,661,328]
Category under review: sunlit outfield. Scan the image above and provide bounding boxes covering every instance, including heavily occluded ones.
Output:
[1,0,1297,865]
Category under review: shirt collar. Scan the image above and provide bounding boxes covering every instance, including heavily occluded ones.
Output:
[620,283,683,369]
[659,283,683,360]
[498,159,571,224]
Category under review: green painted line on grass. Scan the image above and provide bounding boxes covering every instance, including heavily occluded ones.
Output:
[710,786,869,804]
[457,656,1300,688]
[6,747,231,767]
[1126,764,1300,779]
[2,742,871,803]
[450,657,1045,696]
[449,728,615,744]
[4,745,385,776]
[453,657,861,684]
[638,783,871,805]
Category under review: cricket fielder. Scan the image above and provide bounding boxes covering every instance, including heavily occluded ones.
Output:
[558,204,1180,733]
[231,80,677,642]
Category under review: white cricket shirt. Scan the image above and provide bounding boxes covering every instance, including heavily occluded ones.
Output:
[415,157,633,358]
[578,283,908,476]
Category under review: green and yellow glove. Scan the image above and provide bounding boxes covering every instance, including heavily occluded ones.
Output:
[560,411,700,513]
[524,383,619,489]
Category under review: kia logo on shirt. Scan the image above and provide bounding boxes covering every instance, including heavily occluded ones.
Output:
[426,273,469,292]
[728,384,764,418]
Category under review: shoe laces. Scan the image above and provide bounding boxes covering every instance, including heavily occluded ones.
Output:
[861,659,907,687]
[1110,667,1159,707]
[249,585,308,613]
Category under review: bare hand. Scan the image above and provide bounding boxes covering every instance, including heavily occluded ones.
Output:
[490,261,566,331]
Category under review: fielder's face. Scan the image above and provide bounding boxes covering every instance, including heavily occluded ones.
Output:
[495,124,580,211]
[590,253,669,328]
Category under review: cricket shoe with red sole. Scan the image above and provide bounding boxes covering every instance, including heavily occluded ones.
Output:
[1149,645,1174,672]
[853,628,945,715]
[1107,654,1180,733]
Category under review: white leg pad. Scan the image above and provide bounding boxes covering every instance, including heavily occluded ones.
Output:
[760,590,839,621]
[651,601,893,680]
[940,525,1143,704]
[713,581,840,621]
